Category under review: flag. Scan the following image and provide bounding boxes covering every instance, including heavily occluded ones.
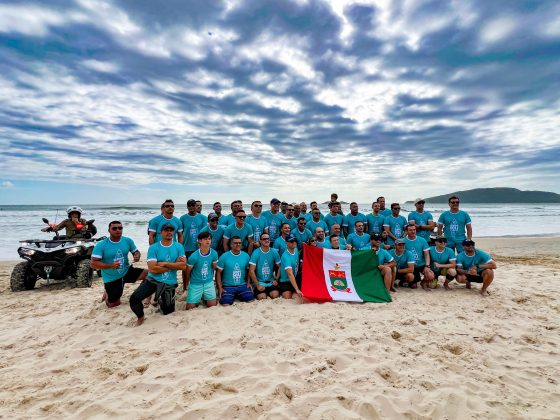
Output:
[301,244,392,303]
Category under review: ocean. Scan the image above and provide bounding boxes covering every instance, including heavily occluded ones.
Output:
[1,203,559,261]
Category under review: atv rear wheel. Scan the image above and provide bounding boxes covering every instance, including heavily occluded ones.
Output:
[75,259,93,288]
[11,262,37,292]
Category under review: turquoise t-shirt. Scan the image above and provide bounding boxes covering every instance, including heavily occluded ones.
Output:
[346,232,370,250]
[383,215,408,245]
[223,223,254,249]
[262,210,284,242]
[376,248,394,265]
[200,225,225,251]
[187,249,218,284]
[146,241,185,285]
[403,236,430,267]
[217,251,250,287]
[281,215,298,231]
[92,237,138,283]
[249,247,280,285]
[408,211,434,240]
[325,236,347,249]
[218,214,229,227]
[273,236,288,256]
[304,212,324,222]
[307,219,329,236]
[316,239,329,248]
[148,215,183,243]
[293,228,312,249]
[429,246,457,271]
[437,210,472,243]
[180,213,207,252]
[246,215,268,242]
[456,249,492,274]
[380,209,392,218]
[365,213,385,235]
[389,249,415,270]
[324,213,344,232]
[279,248,299,282]
[343,213,367,235]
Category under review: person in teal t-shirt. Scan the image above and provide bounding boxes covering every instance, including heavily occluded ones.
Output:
[180,199,207,255]
[223,209,254,252]
[407,199,435,241]
[216,236,254,305]
[429,236,457,290]
[249,232,281,300]
[91,221,147,308]
[324,202,344,233]
[346,221,371,250]
[185,232,219,309]
[200,213,225,255]
[246,200,268,248]
[262,198,284,242]
[455,239,496,296]
[293,217,312,250]
[278,235,302,299]
[403,225,434,289]
[368,233,396,291]
[389,239,414,287]
[148,199,183,244]
[343,202,367,236]
[383,203,408,247]
[366,202,386,235]
[437,196,472,253]
[282,204,298,231]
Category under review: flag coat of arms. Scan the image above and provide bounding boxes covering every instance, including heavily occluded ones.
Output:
[301,245,392,303]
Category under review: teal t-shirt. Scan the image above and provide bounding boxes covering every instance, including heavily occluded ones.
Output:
[304,212,324,222]
[437,210,472,243]
[200,225,225,251]
[293,228,312,249]
[246,215,268,242]
[346,232,370,250]
[316,239,329,248]
[380,209,392,218]
[92,237,138,283]
[180,213,207,252]
[148,215,183,243]
[187,249,218,284]
[279,248,299,282]
[218,214,229,227]
[307,219,328,236]
[403,236,430,267]
[343,213,367,235]
[223,223,254,249]
[324,213,344,232]
[456,249,492,274]
[262,210,284,242]
[146,241,185,285]
[383,215,408,245]
[325,236,347,249]
[408,211,434,240]
[281,215,298,231]
[273,236,288,257]
[249,247,280,285]
[365,213,385,235]
[376,248,394,265]
[217,251,250,287]
[389,249,415,270]
[429,246,457,270]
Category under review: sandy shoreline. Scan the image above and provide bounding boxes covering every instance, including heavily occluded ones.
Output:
[0,237,559,418]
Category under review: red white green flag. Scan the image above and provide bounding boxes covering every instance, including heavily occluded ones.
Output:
[301,245,392,303]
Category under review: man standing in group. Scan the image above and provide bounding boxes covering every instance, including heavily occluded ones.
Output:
[383,203,408,249]
[327,224,348,248]
[403,224,434,290]
[262,198,284,243]
[328,235,351,250]
[343,202,367,236]
[408,198,435,242]
[91,221,147,308]
[377,196,392,217]
[389,239,415,287]
[307,208,329,236]
[185,232,219,310]
[299,202,308,218]
[278,235,302,299]
[148,199,183,245]
[212,202,227,226]
[324,201,344,233]
[246,200,267,249]
[368,233,396,291]
[366,201,386,236]
[293,203,301,219]
[180,199,206,289]
[273,223,292,256]
[347,221,371,250]
[455,240,497,296]
[249,233,281,300]
[200,213,225,255]
[282,204,298,231]
[429,236,457,290]
[222,200,243,227]
[129,223,186,326]
[314,227,329,248]
[437,196,472,253]
[223,209,254,253]
[216,236,254,305]
[305,201,324,222]
[293,217,312,251]
[195,200,203,214]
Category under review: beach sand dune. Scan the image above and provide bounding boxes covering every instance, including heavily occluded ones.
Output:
[0,240,559,418]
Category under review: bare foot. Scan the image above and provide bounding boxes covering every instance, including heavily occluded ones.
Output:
[106,300,121,308]
[135,317,145,327]
[465,281,471,289]
[444,282,451,290]
[100,291,107,303]
[480,289,490,297]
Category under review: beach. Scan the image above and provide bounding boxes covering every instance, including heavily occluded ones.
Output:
[0,236,558,419]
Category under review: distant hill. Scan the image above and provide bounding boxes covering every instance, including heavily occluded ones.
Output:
[409,188,560,204]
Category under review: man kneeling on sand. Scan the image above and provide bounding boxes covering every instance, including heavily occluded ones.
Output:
[428,236,457,290]
[185,231,219,310]
[455,240,497,296]
[129,223,186,325]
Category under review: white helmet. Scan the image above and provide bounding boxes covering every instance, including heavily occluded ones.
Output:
[66,206,83,216]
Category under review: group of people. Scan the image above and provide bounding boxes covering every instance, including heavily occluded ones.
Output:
[87,194,497,326]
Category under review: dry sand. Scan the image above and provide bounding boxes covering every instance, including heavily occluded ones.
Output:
[0,237,559,419]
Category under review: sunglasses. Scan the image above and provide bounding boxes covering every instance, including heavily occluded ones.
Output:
[450,201,460,204]
[163,228,175,232]
[232,242,242,245]
[261,237,270,241]
[164,204,174,208]
[287,209,294,211]
[254,204,262,207]
[392,207,401,210]
[309,239,317,243]
[111,226,123,231]
[237,215,246,219]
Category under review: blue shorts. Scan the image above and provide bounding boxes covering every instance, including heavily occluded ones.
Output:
[220,285,255,305]
[186,282,216,304]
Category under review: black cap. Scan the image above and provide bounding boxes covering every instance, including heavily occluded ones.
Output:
[160,222,175,231]
[208,212,219,221]
[187,199,196,207]
[462,239,475,246]
[271,198,281,204]
[370,233,382,241]
[435,236,448,243]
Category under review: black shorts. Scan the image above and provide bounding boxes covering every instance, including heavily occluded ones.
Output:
[412,265,426,284]
[396,272,410,282]
[277,282,295,294]
[254,284,279,297]
[104,266,144,303]
[466,273,483,283]
[185,250,195,259]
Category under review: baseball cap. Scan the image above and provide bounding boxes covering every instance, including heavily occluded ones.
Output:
[187,199,196,207]
[285,234,297,242]
[462,239,475,246]
[435,236,447,243]
[394,238,405,245]
[208,212,219,221]
[160,222,175,231]
[271,198,281,204]
[370,233,382,241]
[414,198,425,205]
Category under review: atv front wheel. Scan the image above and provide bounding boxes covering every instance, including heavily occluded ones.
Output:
[11,262,37,292]
[75,260,93,288]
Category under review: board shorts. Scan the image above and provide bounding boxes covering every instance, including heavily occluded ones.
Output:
[187,281,217,304]
[466,273,484,283]
[254,284,279,297]
[277,281,295,294]
[433,268,456,281]
[220,285,255,305]
[104,266,144,304]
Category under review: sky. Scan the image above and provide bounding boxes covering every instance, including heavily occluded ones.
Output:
[1,0,559,205]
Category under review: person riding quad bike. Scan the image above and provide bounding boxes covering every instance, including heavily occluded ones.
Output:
[41,206,97,239]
